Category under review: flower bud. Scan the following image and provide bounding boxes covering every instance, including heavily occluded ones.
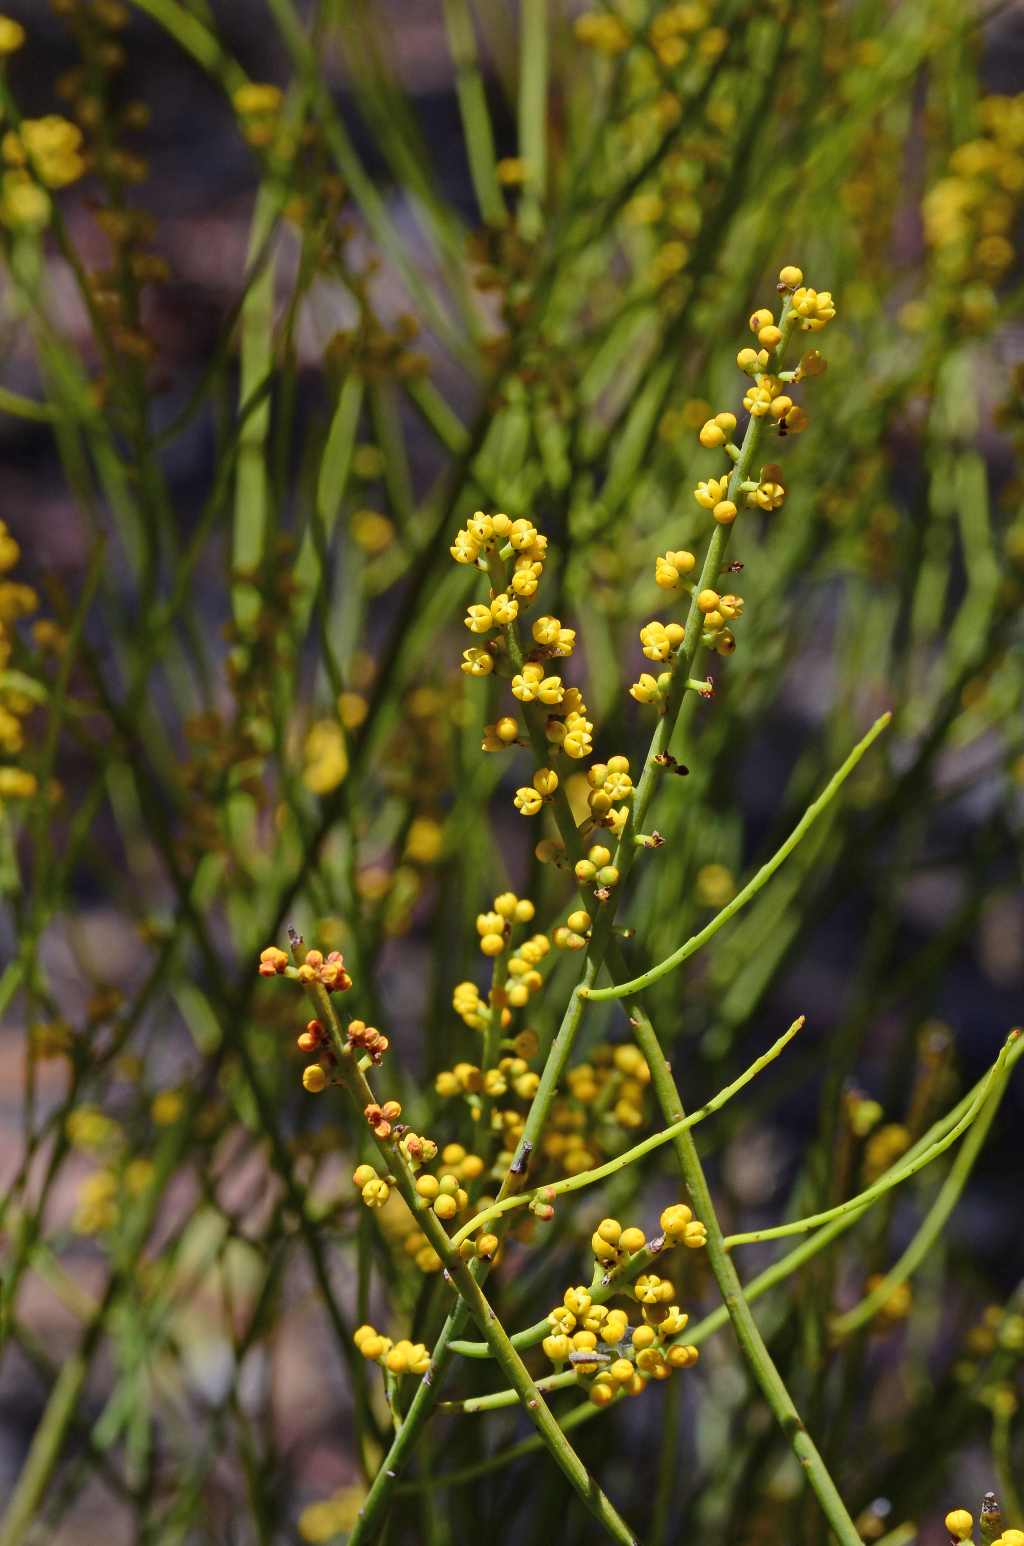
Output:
[302,1065,327,1093]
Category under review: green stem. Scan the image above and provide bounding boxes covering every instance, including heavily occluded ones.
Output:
[232,181,280,629]
[343,295,808,1536]
[293,944,638,1546]
[448,1237,668,1360]
[440,0,506,226]
[395,1048,1020,1491]
[831,1064,1009,1335]
[450,1016,803,1245]
[518,0,548,239]
[581,714,892,1002]
[724,1034,1016,1248]
[614,965,863,1546]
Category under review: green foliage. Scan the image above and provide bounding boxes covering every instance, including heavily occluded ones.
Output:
[0,0,1021,1542]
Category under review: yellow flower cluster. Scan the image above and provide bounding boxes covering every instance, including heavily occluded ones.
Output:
[0,525,41,805]
[72,1168,118,1234]
[453,511,546,570]
[232,83,284,150]
[511,662,565,704]
[71,1157,153,1235]
[0,16,25,54]
[542,1276,699,1406]
[298,1488,366,1545]
[742,372,807,433]
[434,1061,485,1095]
[919,95,1024,330]
[353,1163,390,1208]
[303,720,348,794]
[661,1201,708,1248]
[354,1324,432,1374]
[573,11,631,54]
[401,1228,443,1273]
[565,1042,651,1131]
[0,114,85,228]
[655,548,696,590]
[640,620,684,660]
[647,2,711,66]
[630,670,673,709]
[514,766,559,815]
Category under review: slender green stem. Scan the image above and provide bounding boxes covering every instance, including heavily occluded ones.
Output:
[396,1392,619,1494]
[724,1033,1017,1248]
[582,714,892,1001]
[448,1237,668,1359]
[450,1016,803,1245]
[436,1367,577,1414]
[518,0,548,238]
[612,963,863,1546]
[292,942,638,1546]
[232,181,280,629]
[441,0,505,226]
[831,1063,1010,1335]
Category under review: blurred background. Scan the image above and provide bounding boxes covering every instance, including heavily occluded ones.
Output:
[0,1,1023,1544]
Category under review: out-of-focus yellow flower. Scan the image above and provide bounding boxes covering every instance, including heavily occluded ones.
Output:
[303,720,349,794]
[405,816,444,863]
[151,1089,184,1126]
[298,1487,367,1544]
[0,16,26,52]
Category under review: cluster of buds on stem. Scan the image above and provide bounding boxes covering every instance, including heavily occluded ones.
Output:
[365,1098,402,1140]
[347,1018,388,1062]
[542,1280,699,1407]
[297,948,352,992]
[354,1324,431,1374]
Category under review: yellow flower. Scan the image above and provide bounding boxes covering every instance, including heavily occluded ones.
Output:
[350,509,394,554]
[574,11,631,53]
[298,1488,368,1544]
[490,593,519,625]
[0,16,25,53]
[151,1089,184,1126]
[451,528,482,563]
[465,604,493,633]
[21,117,85,188]
[0,171,48,230]
[0,768,35,798]
[405,817,444,863]
[233,83,284,116]
[338,690,369,726]
[72,1169,119,1235]
[303,720,348,794]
